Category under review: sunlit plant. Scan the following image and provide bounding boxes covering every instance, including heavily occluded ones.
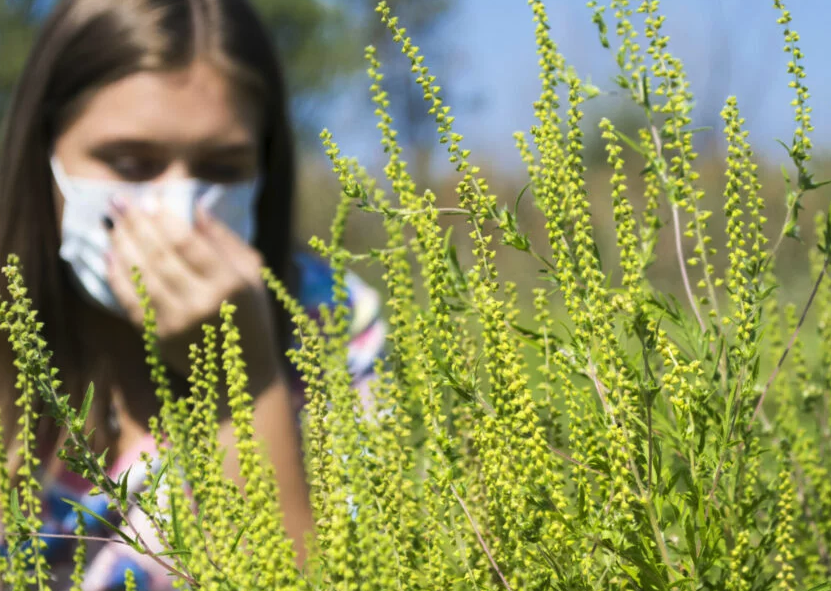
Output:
[2,1,831,589]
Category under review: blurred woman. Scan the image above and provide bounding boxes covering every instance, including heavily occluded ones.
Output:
[0,0,385,588]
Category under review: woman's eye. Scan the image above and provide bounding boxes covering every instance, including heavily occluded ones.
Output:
[107,156,164,182]
[193,162,252,184]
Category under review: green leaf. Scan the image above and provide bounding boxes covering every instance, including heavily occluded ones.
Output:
[639,162,657,177]
[514,181,532,219]
[614,73,630,90]
[615,128,648,156]
[443,227,469,294]
[230,523,249,554]
[10,489,25,526]
[157,548,192,558]
[775,138,793,158]
[61,498,139,550]
[591,9,609,48]
[170,491,184,551]
[640,73,651,110]
[781,163,791,185]
[667,579,697,589]
[804,177,831,191]
[118,466,133,508]
[79,382,94,425]
[148,455,171,501]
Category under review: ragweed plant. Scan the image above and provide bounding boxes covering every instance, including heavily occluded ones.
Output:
[3,1,831,590]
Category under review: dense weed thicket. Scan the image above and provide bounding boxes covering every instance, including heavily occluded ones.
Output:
[3,0,831,589]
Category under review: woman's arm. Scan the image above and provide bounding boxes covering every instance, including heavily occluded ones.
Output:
[217,371,313,565]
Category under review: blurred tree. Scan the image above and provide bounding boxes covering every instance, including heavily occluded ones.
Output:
[0,0,39,115]
[250,0,368,146]
[253,1,357,97]
[0,0,369,142]
[262,0,465,160]
[0,0,462,154]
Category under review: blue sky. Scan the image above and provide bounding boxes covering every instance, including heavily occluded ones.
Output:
[323,1,831,172]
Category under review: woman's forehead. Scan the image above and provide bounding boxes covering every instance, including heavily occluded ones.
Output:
[59,60,262,149]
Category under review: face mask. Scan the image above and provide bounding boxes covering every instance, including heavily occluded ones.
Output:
[52,156,262,316]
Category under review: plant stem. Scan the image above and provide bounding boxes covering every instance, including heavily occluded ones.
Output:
[750,256,829,428]
[671,204,707,334]
[450,484,513,591]
[706,372,745,518]
[793,462,831,571]
[34,378,197,587]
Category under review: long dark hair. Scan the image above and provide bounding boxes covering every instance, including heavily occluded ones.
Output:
[0,0,296,460]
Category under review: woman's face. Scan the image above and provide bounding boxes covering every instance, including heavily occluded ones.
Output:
[52,59,262,211]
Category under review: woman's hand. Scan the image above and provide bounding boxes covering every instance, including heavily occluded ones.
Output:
[106,197,280,392]
[107,198,315,561]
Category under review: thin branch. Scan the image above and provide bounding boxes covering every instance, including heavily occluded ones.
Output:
[671,204,707,334]
[585,357,612,416]
[706,372,745,518]
[640,346,658,494]
[547,444,603,476]
[33,377,197,587]
[4,525,194,584]
[648,123,724,386]
[769,217,790,264]
[3,532,124,545]
[585,348,680,583]
[450,484,513,591]
[750,256,828,428]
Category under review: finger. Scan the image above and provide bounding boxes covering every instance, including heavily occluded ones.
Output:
[195,205,263,280]
[108,217,181,313]
[109,240,190,330]
[107,237,177,310]
[112,200,201,294]
[107,248,185,336]
[154,207,219,279]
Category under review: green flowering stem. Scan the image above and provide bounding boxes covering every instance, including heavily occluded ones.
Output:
[584,334,679,583]
[641,4,723,324]
[124,568,137,591]
[751,254,828,428]
[69,515,86,591]
[793,462,831,570]
[44,381,195,585]
[1,258,197,589]
[766,0,817,251]
[705,372,746,516]
[547,443,604,476]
